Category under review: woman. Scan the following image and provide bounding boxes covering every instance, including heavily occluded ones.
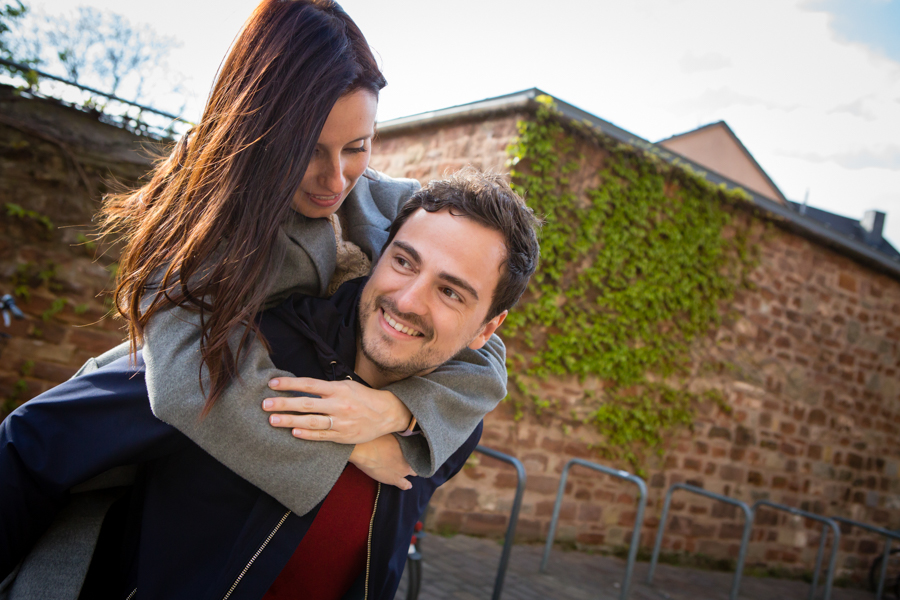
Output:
[98,0,506,516]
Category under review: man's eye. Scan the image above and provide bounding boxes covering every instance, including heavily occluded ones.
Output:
[395,256,410,269]
[442,288,462,302]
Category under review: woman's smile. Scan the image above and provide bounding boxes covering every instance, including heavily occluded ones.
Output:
[302,190,343,208]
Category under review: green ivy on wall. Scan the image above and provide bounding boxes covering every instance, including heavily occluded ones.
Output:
[504,96,758,472]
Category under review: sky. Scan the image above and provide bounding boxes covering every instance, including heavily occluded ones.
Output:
[17,0,900,248]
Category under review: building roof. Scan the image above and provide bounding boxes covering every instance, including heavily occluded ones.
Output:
[378,88,900,278]
[787,202,900,260]
[658,121,788,205]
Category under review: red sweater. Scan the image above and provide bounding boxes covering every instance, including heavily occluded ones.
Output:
[263,464,377,599]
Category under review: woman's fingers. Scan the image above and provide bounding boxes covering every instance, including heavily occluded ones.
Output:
[266,410,350,442]
[262,378,411,443]
[262,393,363,443]
[291,426,342,442]
[266,412,333,431]
[262,395,331,414]
[268,376,332,396]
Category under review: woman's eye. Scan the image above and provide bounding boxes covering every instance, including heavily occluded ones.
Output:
[345,144,367,154]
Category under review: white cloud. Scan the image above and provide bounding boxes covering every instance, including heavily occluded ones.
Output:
[787,145,900,170]
[828,97,879,121]
[679,52,732,73]
[671,88,799,114]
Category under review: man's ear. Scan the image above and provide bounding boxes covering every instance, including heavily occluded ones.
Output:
[468,311,508,350]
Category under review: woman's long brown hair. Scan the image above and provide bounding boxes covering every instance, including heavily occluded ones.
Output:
[100,0,386,414]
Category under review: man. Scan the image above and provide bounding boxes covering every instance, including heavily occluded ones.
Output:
[0,169,541,599]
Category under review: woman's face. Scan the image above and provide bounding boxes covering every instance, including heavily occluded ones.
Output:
[292,89,378,219]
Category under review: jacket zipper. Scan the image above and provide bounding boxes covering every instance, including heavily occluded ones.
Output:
[125,589,136,600]
[222,509,292,600]
[363,483,381,600]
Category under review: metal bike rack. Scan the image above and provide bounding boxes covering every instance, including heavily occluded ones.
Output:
[831,517,900,600]
[540,458,647,600]
[474,445,527,600]
[752,500,840,600]
[647,483,753,600]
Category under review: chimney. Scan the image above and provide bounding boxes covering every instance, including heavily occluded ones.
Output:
[861,210,886,243]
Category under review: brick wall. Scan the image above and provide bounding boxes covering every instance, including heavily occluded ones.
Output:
[371,112,900,579]
[0,85,155,413]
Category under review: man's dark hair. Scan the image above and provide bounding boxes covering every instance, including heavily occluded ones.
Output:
[384,167,541,320]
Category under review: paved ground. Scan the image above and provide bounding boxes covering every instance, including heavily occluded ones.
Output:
[394,534,877,600]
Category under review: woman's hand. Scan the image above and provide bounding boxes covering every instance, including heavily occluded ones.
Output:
[349,435,416,490]
[263,377,412,444]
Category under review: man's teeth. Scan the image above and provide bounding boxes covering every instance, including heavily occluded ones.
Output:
[384,311,422,337]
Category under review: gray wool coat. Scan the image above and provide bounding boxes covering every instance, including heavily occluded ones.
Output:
[87,171,506,516]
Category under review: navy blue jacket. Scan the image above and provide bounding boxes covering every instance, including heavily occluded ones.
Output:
[0,279,482,599]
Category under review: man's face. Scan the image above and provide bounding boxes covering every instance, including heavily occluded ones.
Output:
[356,208,508,386]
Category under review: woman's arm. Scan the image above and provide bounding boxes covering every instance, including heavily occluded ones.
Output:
[387,334,506,477]
[144,303,361,516]
[266,335,507,477]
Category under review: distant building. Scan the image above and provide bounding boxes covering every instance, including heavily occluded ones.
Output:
[658,120,899,260]
[786,203,899,261]
[659,121,788,205]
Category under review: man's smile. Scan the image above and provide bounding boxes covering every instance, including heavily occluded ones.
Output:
[379,307,424,338]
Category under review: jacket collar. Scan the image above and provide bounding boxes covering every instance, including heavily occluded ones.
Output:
[282,176,393,297]
[268,277,368,385]
[341,175,394,263]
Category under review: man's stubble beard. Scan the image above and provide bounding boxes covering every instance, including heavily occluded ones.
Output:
[357,294,446,383]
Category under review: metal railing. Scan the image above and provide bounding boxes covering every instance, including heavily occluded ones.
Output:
[831,517,900,600]
[540,458,647,600]
[647,483,752,600]
[752,500,840,600]
[474,445,527,600]
[0,58,191,139]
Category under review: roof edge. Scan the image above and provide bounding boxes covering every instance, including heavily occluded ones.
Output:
[376,89,541,136]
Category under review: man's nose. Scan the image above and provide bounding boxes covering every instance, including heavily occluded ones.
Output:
[394,277,428,316]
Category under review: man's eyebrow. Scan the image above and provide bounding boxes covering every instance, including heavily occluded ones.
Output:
[392,241,421,264]
[392,240,480,301]
[439,273,479,302]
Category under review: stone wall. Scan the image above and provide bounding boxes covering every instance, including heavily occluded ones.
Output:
[371,112,900,580]
[0,85,156,414]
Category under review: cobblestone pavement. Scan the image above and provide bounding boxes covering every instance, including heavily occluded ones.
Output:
[394,534,876,600]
